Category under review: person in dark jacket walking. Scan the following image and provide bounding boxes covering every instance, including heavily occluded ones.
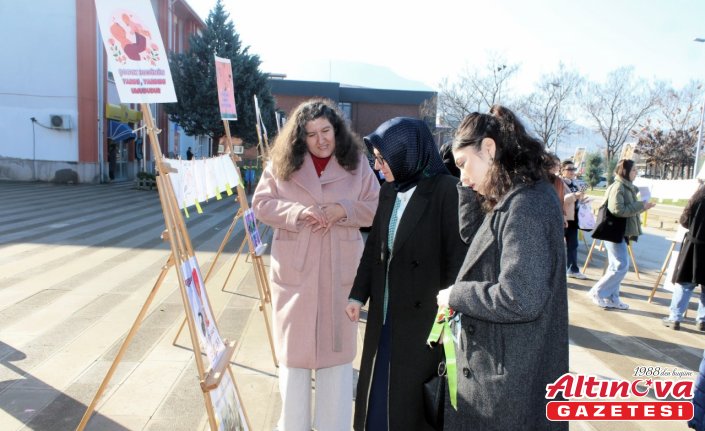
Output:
[663,180,705,331]
[346,117,468,431]
[437,108,568,431]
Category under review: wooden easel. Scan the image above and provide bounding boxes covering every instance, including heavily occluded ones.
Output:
[214,98,273,287]
[581,238,641,280]
[647,227,688,303]
[172,120,277,367]
[77,104,251,431]
[648,239,678,302]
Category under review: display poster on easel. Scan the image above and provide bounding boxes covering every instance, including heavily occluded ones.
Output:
[181,257,226,364]
[663,226,688,292]
[620,142,636,160]
[210,373,248,431]
[181,257,249,430]
[215,55,238,120]
[243,208,267,256]
[95,0,176,103]
[253,95,270,159]
[83,2,252,430]
[573,147,586,174]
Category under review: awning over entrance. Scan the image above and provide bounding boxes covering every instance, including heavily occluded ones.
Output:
[107,120,136,142]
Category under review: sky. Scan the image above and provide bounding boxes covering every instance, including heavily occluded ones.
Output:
[186,0,705,95]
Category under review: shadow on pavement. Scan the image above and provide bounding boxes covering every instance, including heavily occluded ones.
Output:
[0,342,129,431]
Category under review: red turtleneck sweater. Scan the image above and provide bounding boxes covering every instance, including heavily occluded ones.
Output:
[311,154,331,177]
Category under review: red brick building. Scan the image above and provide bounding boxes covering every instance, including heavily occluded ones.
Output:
[269,79,437,140]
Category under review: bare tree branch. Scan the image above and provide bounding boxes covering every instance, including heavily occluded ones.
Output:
[437,54,519,129]
[517,63,583,153]
[632,80,703,178]
[580,67,658,162]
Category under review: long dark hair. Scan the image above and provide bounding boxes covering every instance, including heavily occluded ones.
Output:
[270,99,363,180]
[614,159,635,181]
[453,108,549,211]
[680,180,705,226]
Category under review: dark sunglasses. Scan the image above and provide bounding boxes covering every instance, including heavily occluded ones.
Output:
[564,167,577,171]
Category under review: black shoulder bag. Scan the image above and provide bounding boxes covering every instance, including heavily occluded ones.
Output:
[590,189,627,243]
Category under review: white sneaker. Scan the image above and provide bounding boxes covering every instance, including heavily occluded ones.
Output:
[568,271,588,280]
[588,292,610,309]
[607,298,629,310]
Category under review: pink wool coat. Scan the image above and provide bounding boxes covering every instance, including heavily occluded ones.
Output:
[252,154,380,369]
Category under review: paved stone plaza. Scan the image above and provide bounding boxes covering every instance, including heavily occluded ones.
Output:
[0,181,701,430]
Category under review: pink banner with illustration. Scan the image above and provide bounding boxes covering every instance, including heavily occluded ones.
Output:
[95,0,177,103]
[215,55,238,120]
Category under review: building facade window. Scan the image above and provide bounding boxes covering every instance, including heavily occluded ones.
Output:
[338,102,352,121]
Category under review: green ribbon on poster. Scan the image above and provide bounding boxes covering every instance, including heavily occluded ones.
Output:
[426,306,457,410]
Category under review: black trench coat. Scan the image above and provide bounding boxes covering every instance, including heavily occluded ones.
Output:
[674,190,705,285]
[349,175,468,431]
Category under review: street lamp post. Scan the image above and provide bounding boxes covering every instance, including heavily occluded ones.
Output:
[695,97,704,178]
[551,82,561,156]
[693,38,705,178]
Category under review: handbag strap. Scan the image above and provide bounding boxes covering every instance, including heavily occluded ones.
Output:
[601,182,616,210]
[427,307,458,410]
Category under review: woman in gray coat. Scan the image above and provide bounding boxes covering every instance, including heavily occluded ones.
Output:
[437,109,569,431]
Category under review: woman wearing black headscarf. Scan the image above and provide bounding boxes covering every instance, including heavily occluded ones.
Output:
[346,117,468,430]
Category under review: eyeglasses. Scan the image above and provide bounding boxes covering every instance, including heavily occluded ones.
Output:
[374,154,386,165]
[564,167,577,171]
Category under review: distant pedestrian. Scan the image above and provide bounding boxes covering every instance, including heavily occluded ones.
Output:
[662,179,705,331]
[186,147,194,160]
[561,159,589,279]
[107,143,117,181]
[588,159,656,310]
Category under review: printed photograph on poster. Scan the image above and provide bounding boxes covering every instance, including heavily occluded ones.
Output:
[181,257,226,367]
[243,209,267,256]
[620,142,636,160]
[210,372,248,431]
[572,147,586,174]
[215,56,238,120]
[95,0,177,103]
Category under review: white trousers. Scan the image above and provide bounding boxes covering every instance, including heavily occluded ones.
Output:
[277,362,352,431]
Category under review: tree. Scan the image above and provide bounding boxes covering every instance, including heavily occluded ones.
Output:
[437,54,519,128]
[633,81,702,179]
[581,67,658,163]
[517,64,582,154]
[165,0,276,151]
[583,152,604,189]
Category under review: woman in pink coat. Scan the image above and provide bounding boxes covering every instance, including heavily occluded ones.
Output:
[252,99,380,431]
